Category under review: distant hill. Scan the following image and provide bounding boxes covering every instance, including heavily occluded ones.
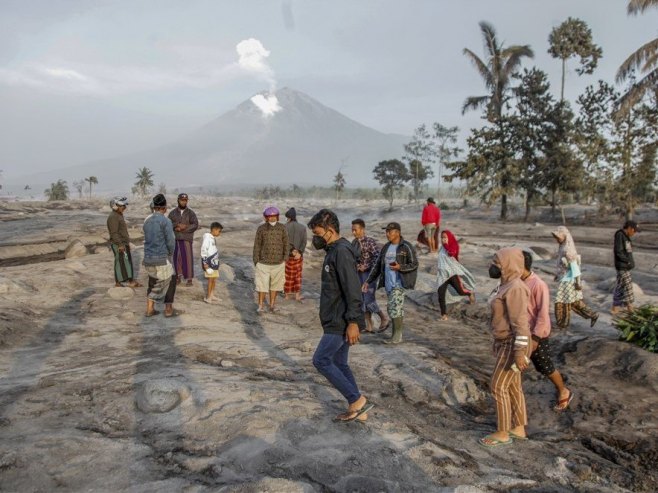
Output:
[14,88,408,192]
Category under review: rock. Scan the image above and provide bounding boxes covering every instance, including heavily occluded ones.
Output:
[219,264,236,283]
[529,245,552,260]
[220,360,236,368]
[66,261,86,272]
[108,286,135,301]
[597,277,644,296]
[64,239,87,259]
[219,477,315,493]
[135,379,190,413]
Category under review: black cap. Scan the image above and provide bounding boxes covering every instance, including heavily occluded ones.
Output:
[153,193,167,207]
[178,193,188,200]
[382,222,401,231]
[285,207,297,220]
[427,197,435,204]
[623,220,639,231]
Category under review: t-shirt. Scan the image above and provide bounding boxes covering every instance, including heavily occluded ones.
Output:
[384,244,401,293]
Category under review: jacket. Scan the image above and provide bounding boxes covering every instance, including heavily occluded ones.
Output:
[143,212,176,266]
[489,248,532,359]
[285,220,307,256]
[107,210,130,248]
[319,238,365,334]
[614,229,635,271]
[365,238,418,290]
[168,207,199,242]
[253,222,289,265]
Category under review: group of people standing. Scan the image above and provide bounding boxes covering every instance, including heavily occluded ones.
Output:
[105,195,641,435]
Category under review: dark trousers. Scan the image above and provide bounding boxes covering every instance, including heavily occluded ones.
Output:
[437,275,470,315]
[312,333,360,404]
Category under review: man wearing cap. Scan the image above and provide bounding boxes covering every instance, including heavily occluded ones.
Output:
[168,193,199,287]
[143,194,181,317]
[363,222,418,344]
[253,206,289,313]
[612,220,639,314]
[284,207,307,302]
[421,197,441,253]
[107,197,141,288]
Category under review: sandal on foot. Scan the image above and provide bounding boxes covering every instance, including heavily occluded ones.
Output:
[478,435,513,448]
[145,310,160,317]
[553,390,574,412]
[164,309,184,318]
[508,432,528,441]
[376,321,390,333]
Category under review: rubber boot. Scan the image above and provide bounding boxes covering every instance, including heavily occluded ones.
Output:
[384,317,403,344]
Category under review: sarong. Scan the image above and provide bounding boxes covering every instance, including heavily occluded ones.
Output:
[173,240,194,280]
[111,244,133,283]
[555,280,583,304]
[612,270,634,307]
[284,257,303,293]
[145,261,175,302]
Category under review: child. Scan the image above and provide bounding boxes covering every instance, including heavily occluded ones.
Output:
[201,222,223,303]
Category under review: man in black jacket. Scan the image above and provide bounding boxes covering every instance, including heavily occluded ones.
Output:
[363,222,418,344]
[612,220,638,314]
[307,209,374,422]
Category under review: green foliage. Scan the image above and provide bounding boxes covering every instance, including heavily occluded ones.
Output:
[613,304,658,352]
[85,176,98,198]
[333,171,346,199]
[404,124,435,202]
[134,167,154,197]
[44,179,69,201]
[433,123,462,196]
[372,159,411,210]
[548,17,602,100]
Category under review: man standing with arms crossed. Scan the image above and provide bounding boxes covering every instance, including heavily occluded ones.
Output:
[421,197,441,253]
[308,209,374,422]
[168,193,199,287]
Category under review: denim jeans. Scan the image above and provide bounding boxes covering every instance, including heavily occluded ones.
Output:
[312,333,361,404]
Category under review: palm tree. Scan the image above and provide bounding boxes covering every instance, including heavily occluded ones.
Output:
[85,176,98,198]
[44,179,69,201]
[616,0,658,117]
[134,167,154,197]
[462,21,534,122]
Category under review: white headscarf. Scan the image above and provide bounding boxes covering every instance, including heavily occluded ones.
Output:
[552,225,578,265]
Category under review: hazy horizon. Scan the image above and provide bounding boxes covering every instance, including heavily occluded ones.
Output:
[1,0,655,184]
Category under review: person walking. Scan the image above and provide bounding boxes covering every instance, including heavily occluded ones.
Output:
[143,194,181,318]
[363,222,418,344]
[307,208,374,422]
[201,222,223,304]
[479,247,532,447]
[284,207,307,302]
[106,196,141,288]
[522,250,573,412]
[253,206,289,313]
[421,198,441,253]
[168,193,199,287]
[351,218,389,333]
[436,230,475,320]
[551,226,599,329]
[612,220,638,314]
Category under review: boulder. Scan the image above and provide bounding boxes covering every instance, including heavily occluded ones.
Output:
[529,246,552,260]
[597,277,644,296]
[135,379,190,413]
[64,239,87,259]
[219,264,236,283]
[108,286,135,301]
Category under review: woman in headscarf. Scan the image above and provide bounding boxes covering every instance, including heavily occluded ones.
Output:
[551,226,598,329]
[436,230,475,320]
[479,247,532,447]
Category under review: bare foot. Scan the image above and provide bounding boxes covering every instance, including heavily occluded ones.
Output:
[468,293,476,304]
[441,314,448,321]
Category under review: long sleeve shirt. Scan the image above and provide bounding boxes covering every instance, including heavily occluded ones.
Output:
[285,221,307,256]
[353,235,380,272]
[524,272,551,339]
[143,213,175,266]
[421,204,441,226]
[200,232,219,269]
[614,229,635,271]
[253,222,289,265]
[107,210,130,247]
[319,238,365,334]
[168,207,199,242]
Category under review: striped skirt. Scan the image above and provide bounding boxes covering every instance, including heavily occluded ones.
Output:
[111,244,134,283]
[173,240,194,280]
[613,270,634,307]
[284,257,303,293]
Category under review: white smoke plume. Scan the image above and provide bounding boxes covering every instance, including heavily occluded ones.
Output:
[236,38,281,117]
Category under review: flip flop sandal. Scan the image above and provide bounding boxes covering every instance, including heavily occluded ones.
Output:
[508,432,529,441]
[376,321,391,333]
[129,282,143,288]
[145,310,160,317]
[345,403,375,422]
[478,435,513,448]
[553,391,574,412]
[164,309,184,318]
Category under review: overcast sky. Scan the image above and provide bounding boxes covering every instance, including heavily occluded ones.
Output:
[0,0,655,178]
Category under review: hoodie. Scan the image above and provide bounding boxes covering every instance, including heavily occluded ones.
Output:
[489,248,532,358]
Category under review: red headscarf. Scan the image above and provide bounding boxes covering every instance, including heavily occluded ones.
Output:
[441,230,460,261]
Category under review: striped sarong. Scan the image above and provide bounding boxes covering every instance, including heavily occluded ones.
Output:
[111,244,134,283]
[284,257,303,293]
[613,270,634,307]
[436,248,476,305]
[173,240,194,280]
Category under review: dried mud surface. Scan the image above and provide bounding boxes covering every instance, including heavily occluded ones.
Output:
[1,198,657,492]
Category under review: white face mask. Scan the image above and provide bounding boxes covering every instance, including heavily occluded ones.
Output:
[268,219,277,225]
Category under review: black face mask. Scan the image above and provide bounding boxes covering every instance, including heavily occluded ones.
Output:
[312,234,328,250]
[488,264,502,279]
